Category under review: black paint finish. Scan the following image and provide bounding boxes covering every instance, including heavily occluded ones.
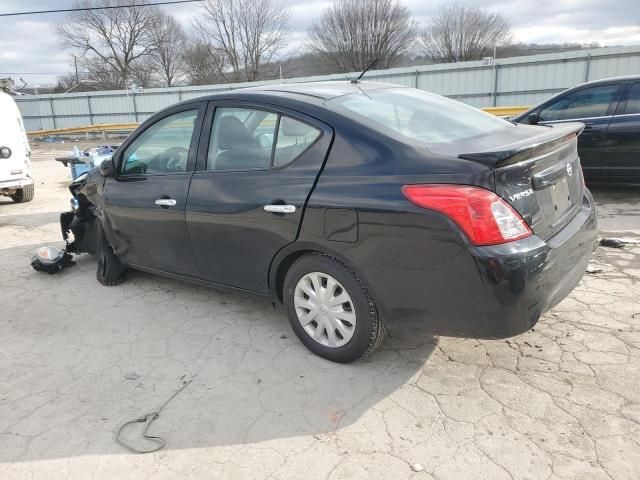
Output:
[66,81,598,340]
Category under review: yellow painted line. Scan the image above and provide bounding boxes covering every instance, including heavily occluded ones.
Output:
[483,106,530,116]
[27,123,139,136]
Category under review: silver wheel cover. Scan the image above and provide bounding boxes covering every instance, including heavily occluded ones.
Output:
[294,271,357,348]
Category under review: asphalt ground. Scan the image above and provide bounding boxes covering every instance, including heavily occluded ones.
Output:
[0,143,638,480]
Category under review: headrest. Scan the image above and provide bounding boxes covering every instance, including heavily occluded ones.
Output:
[219,115,252,147]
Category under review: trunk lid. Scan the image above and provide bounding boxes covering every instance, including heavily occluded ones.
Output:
[456,123,585,240]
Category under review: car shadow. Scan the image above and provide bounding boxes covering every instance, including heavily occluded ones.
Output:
[0,244,438,462]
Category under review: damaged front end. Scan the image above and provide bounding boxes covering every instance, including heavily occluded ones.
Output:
[60,172,99,255]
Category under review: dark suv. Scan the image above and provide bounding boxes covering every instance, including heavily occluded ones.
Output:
[513,75,640,185]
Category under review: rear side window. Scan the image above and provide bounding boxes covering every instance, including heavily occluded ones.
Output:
[329,88,511,145]
[207,107,320,171]
[539,84,619,121]
[623,83,640,115]
[274,117,321,167]
[208,108,277,170]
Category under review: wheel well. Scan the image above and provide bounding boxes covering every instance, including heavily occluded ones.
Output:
[274,249,318,303]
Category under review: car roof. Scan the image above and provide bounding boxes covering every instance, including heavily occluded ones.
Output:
[201,80,404,101]
[512,74,640,121]
[572,75,640,89]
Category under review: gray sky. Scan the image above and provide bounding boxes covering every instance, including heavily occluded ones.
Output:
[1,0,639,86]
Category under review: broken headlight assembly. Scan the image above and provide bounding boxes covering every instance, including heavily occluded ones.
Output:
[31,246,75,274]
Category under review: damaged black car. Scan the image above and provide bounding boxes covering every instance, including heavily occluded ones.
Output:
[56,81,598,363]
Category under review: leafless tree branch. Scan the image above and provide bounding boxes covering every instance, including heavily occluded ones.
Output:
[308,0,417,72]
[150,12,187,86]
[55,0,162,88]
[420,2,512,63]
[195,0,290,82]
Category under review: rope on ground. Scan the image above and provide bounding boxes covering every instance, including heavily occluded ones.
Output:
[116,378,192,454]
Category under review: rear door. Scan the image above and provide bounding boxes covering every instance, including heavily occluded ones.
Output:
[601,81,640,183]
[101,103,205,276]
[186,102,333,293]
[536,83,624,180]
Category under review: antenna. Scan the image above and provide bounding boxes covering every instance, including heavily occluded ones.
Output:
[351,58,378,84]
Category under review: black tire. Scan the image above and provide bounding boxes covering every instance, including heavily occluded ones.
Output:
[283,253,387,363]
[11,183,34,203]
[95,220,125,286]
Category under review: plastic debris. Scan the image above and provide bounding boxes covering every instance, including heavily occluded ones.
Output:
[599,238,625,249]
[55,144,119,179]
[411,463,425,472]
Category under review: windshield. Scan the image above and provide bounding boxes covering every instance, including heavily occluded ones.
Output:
[328,88,512,145]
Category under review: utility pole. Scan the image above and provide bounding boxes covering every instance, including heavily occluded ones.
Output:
[492,45,499,107]
[74,55,79,84]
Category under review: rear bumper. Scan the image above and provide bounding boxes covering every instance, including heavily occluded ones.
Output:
[366,190,598,339]
[0,176,33,192]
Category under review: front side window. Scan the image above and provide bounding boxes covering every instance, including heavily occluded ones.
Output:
[328,88,511,145]
[539,84,620,122]
[207,107,321,170]
[121,109,198,175]
[623,83,640,115]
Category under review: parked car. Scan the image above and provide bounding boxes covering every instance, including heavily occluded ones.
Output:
[0,91,34,202]
[513,75,640,185]
[59,82,597,362]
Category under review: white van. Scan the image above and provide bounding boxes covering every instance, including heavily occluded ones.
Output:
[0,91,34,202]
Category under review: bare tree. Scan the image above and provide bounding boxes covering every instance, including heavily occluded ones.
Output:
[56,0,161,89]
[421,2,512,63]
[53,75,80,93]
[150,12,187,86]
[81,58,126,89]
[129,57,158,88]
[182,39,227,85]
[308,0,417,72]
[195,0,290,82]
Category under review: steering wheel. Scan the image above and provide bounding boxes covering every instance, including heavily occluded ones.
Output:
[164,146,189,171]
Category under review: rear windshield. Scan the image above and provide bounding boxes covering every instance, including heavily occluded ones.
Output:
[328,88,512,145]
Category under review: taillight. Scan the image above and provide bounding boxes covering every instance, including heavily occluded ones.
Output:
[401,184,533,246]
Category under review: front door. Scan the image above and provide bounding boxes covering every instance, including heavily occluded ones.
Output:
[536,83,623,181]
[186,103,332,293]
[102,104,205,276]
[602,81,640,183]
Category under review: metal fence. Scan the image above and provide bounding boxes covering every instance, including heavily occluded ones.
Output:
[15,45,640,132]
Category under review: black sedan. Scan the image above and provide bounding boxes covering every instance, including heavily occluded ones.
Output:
[513,75,640,185]
[60,81,597,363]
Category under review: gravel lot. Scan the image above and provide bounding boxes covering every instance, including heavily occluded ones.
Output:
[1,143,639,480]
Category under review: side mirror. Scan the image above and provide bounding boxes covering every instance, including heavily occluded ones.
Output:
[528,112,540,125]
[100,158,116,178]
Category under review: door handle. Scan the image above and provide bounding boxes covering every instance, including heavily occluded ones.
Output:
[155,198,177,207]
[264,204,296,214]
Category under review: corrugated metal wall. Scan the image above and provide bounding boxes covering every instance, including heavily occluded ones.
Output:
[15,45,640,131]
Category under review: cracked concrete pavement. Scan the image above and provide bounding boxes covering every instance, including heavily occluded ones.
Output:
[0,143,639,479]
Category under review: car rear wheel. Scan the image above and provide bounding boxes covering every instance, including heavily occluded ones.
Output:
[96,221,125,286]
[11,184,34,203]
[283,253,387,363]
